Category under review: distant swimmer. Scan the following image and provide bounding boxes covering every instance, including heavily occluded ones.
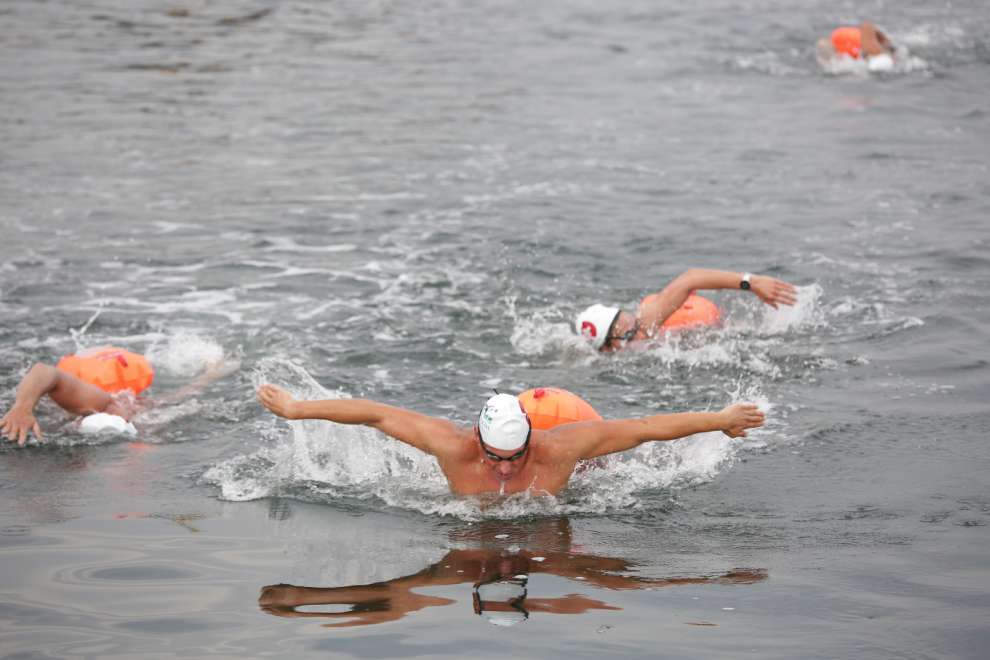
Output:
[575,268,798,353]
[1,347,236,445]
[256,385,765,497]
[816,21,897,71]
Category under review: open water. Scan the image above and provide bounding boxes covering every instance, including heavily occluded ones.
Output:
[2,1,989,658]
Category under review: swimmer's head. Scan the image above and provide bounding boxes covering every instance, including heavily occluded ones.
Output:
[575,304,620,350]
[477,394,532,481]
[867,52,894,72]
[478,393,530,451]
[78,413,137,437]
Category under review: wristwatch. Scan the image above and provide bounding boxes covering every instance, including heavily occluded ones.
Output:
[740,273,752,290]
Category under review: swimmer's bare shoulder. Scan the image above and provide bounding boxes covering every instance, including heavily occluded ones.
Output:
[532,421,602,464]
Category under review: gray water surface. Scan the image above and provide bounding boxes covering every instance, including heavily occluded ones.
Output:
[2,1,989,658]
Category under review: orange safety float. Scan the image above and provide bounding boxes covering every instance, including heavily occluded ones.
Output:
[830,26,863,58]
[660,294,721,331]
[518,387,602,430]
[57,346,154,394]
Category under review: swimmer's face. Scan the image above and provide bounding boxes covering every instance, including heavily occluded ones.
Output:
[475,428,530,481]
[602,311,639,352]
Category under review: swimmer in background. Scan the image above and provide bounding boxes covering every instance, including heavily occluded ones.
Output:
[816,21,897,70]
[1,349,237,445]
[575,268,798,353]
[257,386,765,497]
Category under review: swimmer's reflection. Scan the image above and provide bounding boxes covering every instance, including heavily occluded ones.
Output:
[258,520,766,628]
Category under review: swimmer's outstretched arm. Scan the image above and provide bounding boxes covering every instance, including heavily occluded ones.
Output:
[561,403,764,460]
[1,363,112,445]
[637,268,797,331]
[257,384,462,457]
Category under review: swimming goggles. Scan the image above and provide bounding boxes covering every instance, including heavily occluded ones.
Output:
[479,432,531,462]
[605,318,640,348]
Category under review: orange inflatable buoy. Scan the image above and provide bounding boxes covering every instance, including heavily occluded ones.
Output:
[518,387,602,430]
[57,347,154,394]
[660,294,721,331]
[831,26,863,58]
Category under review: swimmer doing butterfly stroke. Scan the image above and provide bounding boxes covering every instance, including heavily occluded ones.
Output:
[257,385,765,496]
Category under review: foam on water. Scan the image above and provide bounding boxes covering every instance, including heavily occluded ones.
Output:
[818,46,928,76]
[509,312,591,364]
[133,399,205,429]
[145,332,226,378]
[203,359,772,520]
[752,284,825,335]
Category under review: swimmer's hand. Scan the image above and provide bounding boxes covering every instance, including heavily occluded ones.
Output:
[257,384,299,420]
[1,405,43,446]
[719,403,764,438]
[750,276,798,309]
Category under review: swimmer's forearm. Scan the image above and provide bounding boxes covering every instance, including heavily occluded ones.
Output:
[637,411,725,441]
[579,411,726,458]
[276,393,454,455]
[287,398,394,426]
[11,364,59,413]
[675,268,745,292]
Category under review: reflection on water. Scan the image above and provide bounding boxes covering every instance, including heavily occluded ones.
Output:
[259,518,766,628]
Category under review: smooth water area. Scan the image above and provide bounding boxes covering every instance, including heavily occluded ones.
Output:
[2,1,989,658]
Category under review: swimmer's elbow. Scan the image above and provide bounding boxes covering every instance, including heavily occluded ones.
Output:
[29,363,60,391]
[678,268,712,291]
[30,362,54,376]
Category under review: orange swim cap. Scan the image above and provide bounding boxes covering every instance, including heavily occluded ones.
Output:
[518,387,602,431]
[831,26,862,58]
[57,347,154,394]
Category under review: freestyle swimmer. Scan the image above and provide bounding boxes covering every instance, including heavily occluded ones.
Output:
[1,352,236,445]
[256,385,765,496]
[816,21,895,66]
[575,268,798,352]
[1,362,139,444]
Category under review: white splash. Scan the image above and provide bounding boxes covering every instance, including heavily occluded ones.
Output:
[754,284,824,335]
[145,332,225,378]
[818,46,928,76]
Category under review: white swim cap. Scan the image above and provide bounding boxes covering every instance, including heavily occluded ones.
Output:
[79,413,137,437]
[867,52,894,72]
[478,393,530,451]
[575,304,620,350]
